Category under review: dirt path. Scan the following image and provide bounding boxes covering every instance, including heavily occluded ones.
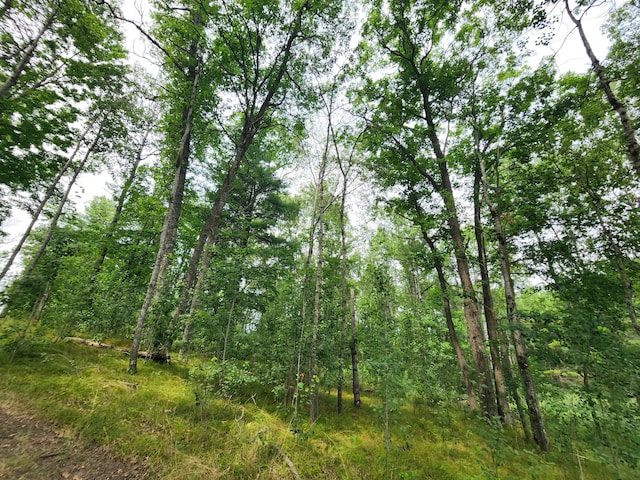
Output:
[0,403,153,479]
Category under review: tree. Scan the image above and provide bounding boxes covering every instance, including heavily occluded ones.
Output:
[403,197,478,411]
[0,0,127,224]
[357,0,498,418]
[172,0,348,362]
[128,0,207,373]
[309,146,328,423]
[562,0,640,178]
[463,56,559,451]
[473,169,512,424]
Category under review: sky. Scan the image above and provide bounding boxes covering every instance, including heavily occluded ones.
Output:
[0,0,616,285]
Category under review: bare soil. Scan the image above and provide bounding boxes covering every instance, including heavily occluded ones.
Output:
[0,402,153,479]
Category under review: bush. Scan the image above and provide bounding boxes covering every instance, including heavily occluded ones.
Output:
[188,357,258,407]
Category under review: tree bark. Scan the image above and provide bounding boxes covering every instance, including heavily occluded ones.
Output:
[474,169,512,424]
[440,167,496,417]
[30,280,51,324]
[349,287,362,408]
[291,168,321,412]
[564,0,640,179]
[128,67,200,374]
[309,145,328,423]
[336,129,350,414]
[337,184,347,414]
[222,294,237,362]
[415,74,497,418]
[500,328,532,441]
[419,221,478,411]
[477,147,550,451]
[23,123,103,278]
[0,6,57,100]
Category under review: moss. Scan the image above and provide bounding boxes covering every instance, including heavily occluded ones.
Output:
[0,330,637,479]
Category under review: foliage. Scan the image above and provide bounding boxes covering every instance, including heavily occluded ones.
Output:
[1,0,640,476]
[189,357,258,407]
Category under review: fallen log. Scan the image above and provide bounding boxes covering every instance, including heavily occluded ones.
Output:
[64,337,114,349]
[64,337,171,363]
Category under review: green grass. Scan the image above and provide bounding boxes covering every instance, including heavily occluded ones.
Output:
[0,323,636,479]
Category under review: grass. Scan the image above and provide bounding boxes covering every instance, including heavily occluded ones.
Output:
[0,322,637,479]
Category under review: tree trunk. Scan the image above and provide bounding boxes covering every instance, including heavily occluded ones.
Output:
[349,287,362,408]
[91,125,150,285]
[23,124,102,278]
[30,280,51,324]
[292,173,321,412]
[500,329,532,441]
[222,294,237,362]
[337,148,349,414]
[0,123,92,283]
[587,188,639,335]
[309,143,328,423]
[441,171,496,418]
[474,169,512,424]
[0,7,57,100]
[564,0,640,178]
[477,148,550,451]
[418,79,497,418]
[419,223,478,411]
[174,143,250,356]
[129,68,200,374]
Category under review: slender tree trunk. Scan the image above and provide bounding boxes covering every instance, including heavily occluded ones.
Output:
[418,81,497,418]
[292,179,321,412]
[500,329,532,441]
[381,274,394,479]
[587,189,639,335]
[129,68,200,373]
[10,281,51,361]
[419,224,478,411]
[0,123,92,282]
[337,155,349,414]
[441,171,496,417]
[174,143,250,355]
[0,7,57,100]
[91,126,150,284]
[309,213,324,422]
[477,149,549,451]
[222,294,237,362]
[349,287,361,408]
[309,145,328,423]
[474,169,512,424]
[564,0,640,178]
[23,124,102,278]
[178,241,213,359]
[30,280,51,324]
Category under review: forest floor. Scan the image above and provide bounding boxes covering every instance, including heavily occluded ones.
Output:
[0,400,152,479]
[0,326,635,479]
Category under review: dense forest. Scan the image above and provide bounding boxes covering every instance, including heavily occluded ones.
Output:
[1,0,640,478]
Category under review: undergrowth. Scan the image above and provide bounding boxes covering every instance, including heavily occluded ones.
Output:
[0,322,636,479]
